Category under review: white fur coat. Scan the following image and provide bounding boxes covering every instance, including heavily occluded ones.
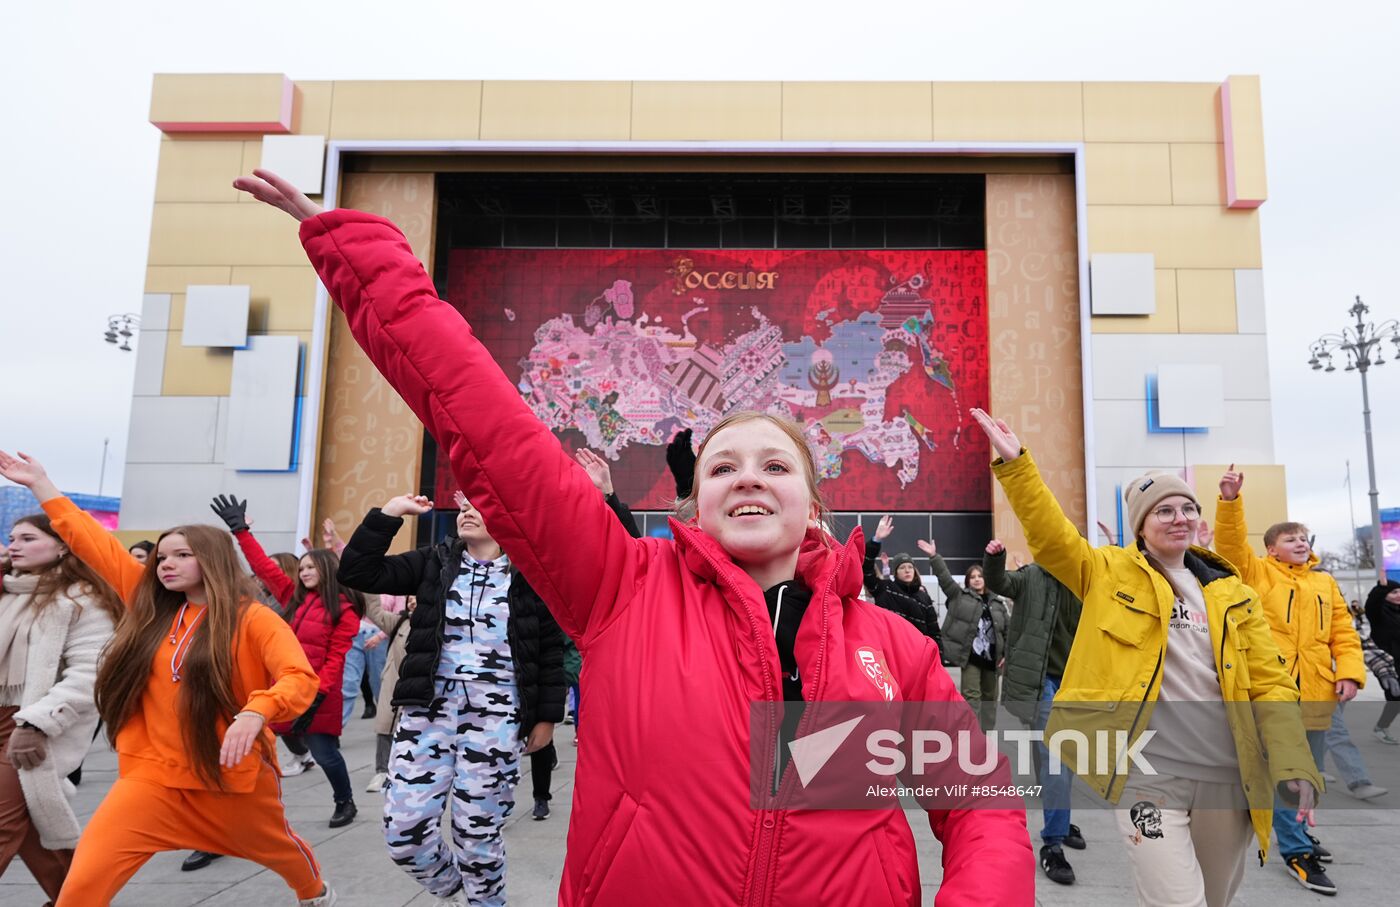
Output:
[6,586,115,849]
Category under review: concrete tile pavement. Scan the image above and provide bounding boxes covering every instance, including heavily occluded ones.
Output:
[3,708,1396,905]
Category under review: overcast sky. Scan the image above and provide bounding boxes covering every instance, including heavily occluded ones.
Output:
[3,0,1397,552]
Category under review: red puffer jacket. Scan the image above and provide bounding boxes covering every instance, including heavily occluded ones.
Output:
[301,209,1034,906]
[236,530,358,737]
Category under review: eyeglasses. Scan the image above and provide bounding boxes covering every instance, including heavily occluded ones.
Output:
[1151,503,1200,524]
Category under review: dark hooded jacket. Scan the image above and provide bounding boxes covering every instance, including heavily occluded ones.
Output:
[862,541,942,648]
[1365,580,1400,663]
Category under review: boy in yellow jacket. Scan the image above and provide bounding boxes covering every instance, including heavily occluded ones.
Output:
[1215,465,1367,894]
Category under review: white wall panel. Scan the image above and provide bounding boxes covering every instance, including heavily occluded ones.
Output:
[125,396,220,464]
[1158,363,1225,427]
[117,464,227,531]
[1090,253,1156,315]
[218,470,303,534]
[1092,400,1187,467]
[182,285,251,348]
[226,336,300,470]
[212,397,230,463]
[1091,334,1272,401]
[1235,269,1267,334]
[1095,464,1191,546]
[1183,401,1275,464]
[142,293,171,332]
[131,330,168,396]
[259,135,326,195]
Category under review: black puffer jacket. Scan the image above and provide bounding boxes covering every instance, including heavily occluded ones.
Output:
[862,541,942,647]
[338,507,567,737]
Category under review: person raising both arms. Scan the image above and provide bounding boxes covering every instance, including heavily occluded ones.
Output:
[0,449,335,907]
[970,409,1321,907]
[862,514,943,648]
[0,512,121,902]
[924,535,1009,733]
[233,168,1034,906]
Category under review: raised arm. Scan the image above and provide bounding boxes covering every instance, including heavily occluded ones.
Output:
[0,449,145,601]
[972,410,1102,601]
[981,540,1024,600]
[920,538,964,602]
[863,516,896,597]
[235,171,645,641]
[212,497,296,606]
[1213,466,1265,587]
[337,496,437,595]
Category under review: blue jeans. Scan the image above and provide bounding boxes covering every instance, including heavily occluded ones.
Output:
[302,732,353,804]
[569,683,581,730]
[1272,728,1326,857]
[1035,675,1072,845]
[1325,701,1374,788]
[342,623,388,725]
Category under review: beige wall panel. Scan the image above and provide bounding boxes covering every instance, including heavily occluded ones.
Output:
[312,172,435,554]
[782,82,933,140]
[1083,83,1220,142]
[1084,143,1172,205]
[329,81,482,140]
[987,173,1086,565]
[1223,75,1268,207]
[154,140,246,202]
[1091,270,1180,334]
[1176,269,1238,333]
[1192,463,1288,555]
[630,82,781,140]
[112,529,160,549]
[238,141,261,202]
[294,81,334,135]
[146,266,230,294]
[1087,205,1262,269]
[232,266,319,333]
[148,202,309,266]
[933,82,1082,141]
[480,81,629,140]
[150,73,290,129]
[1170,143,1227,205]
[161,332,233,396]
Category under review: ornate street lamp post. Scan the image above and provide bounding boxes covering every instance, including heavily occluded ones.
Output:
[1309,296,1400,582]
[103,313,140,351]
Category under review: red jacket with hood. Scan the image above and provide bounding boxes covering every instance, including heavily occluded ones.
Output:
[299,209,1034,906]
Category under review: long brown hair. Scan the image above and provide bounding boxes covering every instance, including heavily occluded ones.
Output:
[6,514,123,622]
[675,411,832,537]
[287,548,362,623]
[95,524,260,789]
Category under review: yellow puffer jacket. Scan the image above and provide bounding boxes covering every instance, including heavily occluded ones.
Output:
[1215,495,1365,729]
[995,452,1322,862]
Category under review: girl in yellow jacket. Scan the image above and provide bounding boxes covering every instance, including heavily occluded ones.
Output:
[971,410,1321,907]
[0,449,336,907]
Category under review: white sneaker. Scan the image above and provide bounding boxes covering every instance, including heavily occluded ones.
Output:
[280,758,307,777]
[1375,726,1399,745]
[298,883,337,906]
[1348,782,1389,800]
[1321,771,1338,783]
[365,771,388,792]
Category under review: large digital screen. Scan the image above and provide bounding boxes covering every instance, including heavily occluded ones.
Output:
[440,248,990,511]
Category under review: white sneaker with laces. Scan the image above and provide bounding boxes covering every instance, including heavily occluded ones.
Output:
[366,771,388,792]
[1348,782,1388,800]
[1374,726,1399,745]
[297,883,337,906]
[280,758,307,777]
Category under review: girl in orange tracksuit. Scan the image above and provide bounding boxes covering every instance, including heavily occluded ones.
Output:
[0,449,336,907]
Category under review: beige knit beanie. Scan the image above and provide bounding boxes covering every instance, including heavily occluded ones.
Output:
[1124,471,1199,538]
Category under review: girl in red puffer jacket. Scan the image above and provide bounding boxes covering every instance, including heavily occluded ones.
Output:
[211,495,361,830]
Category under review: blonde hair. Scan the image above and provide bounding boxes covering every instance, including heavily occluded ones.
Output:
[674,411,832,542]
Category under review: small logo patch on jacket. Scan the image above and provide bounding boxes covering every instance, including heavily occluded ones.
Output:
[855,647,898,702]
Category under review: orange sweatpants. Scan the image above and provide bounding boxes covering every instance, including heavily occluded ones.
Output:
[56,762,323,905]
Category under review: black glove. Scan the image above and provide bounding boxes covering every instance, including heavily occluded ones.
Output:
[289,692,326,734]
[210,494,250,533]
[665,428,697,499]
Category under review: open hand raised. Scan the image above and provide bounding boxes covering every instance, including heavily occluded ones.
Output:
[874,514,894,542]
[970,408,1022,462]
[232,169,325,222]
[1219,464,1244,502]
[916,538,937,557]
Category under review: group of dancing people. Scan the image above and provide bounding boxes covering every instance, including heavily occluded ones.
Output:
[0,167,1396,906]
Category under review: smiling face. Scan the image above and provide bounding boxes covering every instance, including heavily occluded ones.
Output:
[455,496,497,547]
[1386,587,1400,605]
[1139,494,1198,562]
[155,533,204,594]
[694,418,817,587]
[966,565,986,593]
[297,555,321,589]
[6,520,65,573]
[1266,529,1312,566]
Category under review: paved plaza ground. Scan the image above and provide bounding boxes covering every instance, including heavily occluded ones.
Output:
[4,674,1397,905]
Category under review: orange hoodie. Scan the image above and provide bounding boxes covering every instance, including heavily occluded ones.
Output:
[42,497,318,792]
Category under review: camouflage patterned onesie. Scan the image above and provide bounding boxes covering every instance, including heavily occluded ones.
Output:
[384,553,520,904]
